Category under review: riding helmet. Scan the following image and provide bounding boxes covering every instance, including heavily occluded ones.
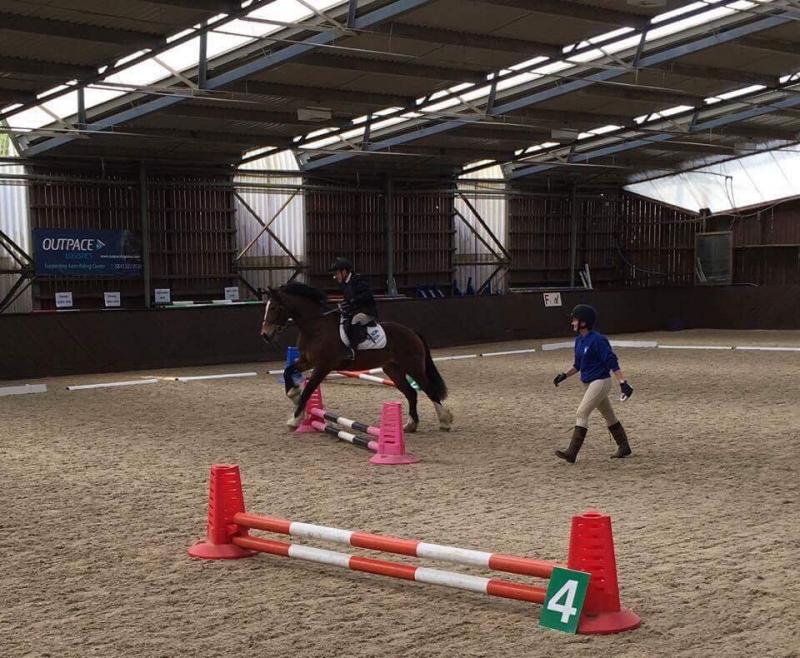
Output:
[570,304,597,329]
[328,257,354,273]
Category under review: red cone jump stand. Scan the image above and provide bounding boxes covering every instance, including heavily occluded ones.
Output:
[187,465,255,559]
[369,401,418,465]
[568,511,641,634]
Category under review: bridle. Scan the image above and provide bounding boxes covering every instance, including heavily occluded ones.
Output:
[261,296,291,343]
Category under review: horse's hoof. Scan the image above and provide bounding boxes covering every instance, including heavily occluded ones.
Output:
[439,423,452,431]
[287,414,301,428]
[404,420,418,433]
[286,386,301,402]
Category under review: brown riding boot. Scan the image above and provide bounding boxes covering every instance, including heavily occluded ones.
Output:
[555,426,587,463]
[608,422,632,458]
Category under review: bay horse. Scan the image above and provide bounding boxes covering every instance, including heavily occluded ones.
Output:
[261,283,453,432]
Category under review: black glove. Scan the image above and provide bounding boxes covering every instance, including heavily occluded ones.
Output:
[620,380,633,401]
[339,301,352,314]
[553,372,567,387]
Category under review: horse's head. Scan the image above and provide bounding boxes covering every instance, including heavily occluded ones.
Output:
[260,283,329,343]
[260,287,291,343]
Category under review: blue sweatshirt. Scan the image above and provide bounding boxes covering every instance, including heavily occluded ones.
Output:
[573,331,620,383]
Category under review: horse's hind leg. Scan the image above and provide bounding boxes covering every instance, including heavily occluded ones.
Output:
[383,363,419,433]
[403,366,453,431]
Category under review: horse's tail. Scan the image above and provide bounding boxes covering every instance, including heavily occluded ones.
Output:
[417,332,448,402]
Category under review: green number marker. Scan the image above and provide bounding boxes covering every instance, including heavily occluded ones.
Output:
[539,567,591,634]
[406,375,421,391]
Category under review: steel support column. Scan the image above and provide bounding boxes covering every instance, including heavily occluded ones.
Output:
[569,184,578,288]
[385,176,398,296]
[139,163,151,308]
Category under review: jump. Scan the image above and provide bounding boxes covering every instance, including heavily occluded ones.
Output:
[260,281,453,433]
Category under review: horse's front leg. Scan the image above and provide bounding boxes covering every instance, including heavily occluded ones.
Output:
[285,356,311,403]
[287,368,330,429]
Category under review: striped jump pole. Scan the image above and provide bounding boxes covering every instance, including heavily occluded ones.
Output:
[189,465,641,635]
[294,385,418,465]
[336,371,395,387]
[310,420,378,452]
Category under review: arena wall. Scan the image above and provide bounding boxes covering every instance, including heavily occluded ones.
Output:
[3,285,798,380]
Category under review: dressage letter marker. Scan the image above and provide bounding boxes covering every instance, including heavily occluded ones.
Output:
[539,567,591,634]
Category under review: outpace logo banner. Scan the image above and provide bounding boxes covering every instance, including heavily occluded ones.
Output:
[33,228,143,277]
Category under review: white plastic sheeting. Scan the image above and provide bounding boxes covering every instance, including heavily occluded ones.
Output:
[625,145,800,214]
[454,166,507,294]
[235,150,304,292]
[0,151,32,313]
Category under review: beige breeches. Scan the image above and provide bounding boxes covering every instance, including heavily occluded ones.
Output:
[575,378,618,429]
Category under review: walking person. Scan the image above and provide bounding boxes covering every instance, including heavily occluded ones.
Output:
[553,304,634,463]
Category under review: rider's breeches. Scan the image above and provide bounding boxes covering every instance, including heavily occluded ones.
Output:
[575,378,618,429]
[351,313,375,326]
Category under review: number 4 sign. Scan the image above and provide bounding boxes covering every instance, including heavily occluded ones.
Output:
[539,567,591,634]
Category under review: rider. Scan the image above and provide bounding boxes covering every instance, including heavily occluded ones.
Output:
[552,304,634,463]
[328,257,378,361]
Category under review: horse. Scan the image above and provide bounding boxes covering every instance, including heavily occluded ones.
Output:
[261,283,453,433]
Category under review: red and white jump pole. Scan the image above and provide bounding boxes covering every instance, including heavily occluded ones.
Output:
[188,465,641,635]
[335,371,395,387]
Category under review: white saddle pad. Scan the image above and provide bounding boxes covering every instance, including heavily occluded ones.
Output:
[340,322,387,350]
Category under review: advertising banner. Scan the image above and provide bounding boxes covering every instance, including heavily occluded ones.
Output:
[33,229,142,277]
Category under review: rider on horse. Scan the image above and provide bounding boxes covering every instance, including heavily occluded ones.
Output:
[328,257,378,361]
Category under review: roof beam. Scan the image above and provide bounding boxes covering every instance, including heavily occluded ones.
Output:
[140,0,241,11]
[0,11,157,47]
[228,80,413,106]
[394,145,515,159]
[0,56,96,78]
[480,0,650,29]
[582,157,685,170]
[502,107,626,127]
[303,11,795,171]
[705,124,798,140]
[110,127,294,147]
[165,103,350,126]
[375,23,562,58]
[23,0,434,156]
[737,36,800,55]
[297,54,487,82]
[639,140,735,155]
[453,123,550,140]
[648,62,779,87]
[579,83,704,107]
[0,88,36,104]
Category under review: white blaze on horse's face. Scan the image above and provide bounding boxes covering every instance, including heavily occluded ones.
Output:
[261,299,277,341]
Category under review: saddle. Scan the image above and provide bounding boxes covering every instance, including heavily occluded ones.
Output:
[339,320,387,351]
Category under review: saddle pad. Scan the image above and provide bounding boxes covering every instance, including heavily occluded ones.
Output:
[340,322,387,350]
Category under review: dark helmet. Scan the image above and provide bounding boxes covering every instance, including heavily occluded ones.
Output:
[327,257,353,273]
[570,304,597,329]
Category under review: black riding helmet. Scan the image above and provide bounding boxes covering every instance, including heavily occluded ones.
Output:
[570,304,597,329]
[328,257,353,273]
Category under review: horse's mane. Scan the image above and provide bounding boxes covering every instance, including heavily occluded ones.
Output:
[280,282,329,307]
